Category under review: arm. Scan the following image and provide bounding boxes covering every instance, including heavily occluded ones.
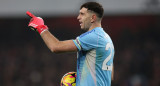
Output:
[111,65,114,80]
[40,30,77,53]
[26,11,77,53]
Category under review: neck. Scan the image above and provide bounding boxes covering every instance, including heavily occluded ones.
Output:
[88,21,101,31]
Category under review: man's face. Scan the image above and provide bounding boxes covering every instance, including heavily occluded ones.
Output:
[77,7,92,31]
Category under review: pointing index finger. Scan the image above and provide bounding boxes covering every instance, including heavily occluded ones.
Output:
[26,11,36,18]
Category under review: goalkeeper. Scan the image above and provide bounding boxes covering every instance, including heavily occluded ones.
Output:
[27,2,115,86]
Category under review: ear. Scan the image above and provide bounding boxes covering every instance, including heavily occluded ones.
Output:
[91,14,97,23]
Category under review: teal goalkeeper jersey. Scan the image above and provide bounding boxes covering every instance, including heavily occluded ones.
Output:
[73,27,115,86]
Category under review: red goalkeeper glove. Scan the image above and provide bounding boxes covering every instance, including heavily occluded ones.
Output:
[26,11,48,34]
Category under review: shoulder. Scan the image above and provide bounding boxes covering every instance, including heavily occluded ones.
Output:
[79,27,102,38]
[79,29,96,38]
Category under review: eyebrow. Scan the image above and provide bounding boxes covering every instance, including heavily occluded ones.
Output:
[79,11,84,14]
[79,10,85,14]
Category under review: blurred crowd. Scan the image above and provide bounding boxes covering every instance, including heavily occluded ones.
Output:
[113,26,160,86]
[0,38,77,86]
[0,39,77,86]
[0,16,160,86]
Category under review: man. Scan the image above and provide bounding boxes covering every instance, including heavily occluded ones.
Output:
[27,2,115,86]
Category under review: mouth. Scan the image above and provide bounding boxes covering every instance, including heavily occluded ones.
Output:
[79,21,82,26]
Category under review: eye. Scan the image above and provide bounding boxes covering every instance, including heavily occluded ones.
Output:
[80,12,84,16]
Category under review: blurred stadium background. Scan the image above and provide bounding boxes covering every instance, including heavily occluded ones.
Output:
[0,0,160,86]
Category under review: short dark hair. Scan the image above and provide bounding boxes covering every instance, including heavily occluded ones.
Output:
[80,2,104,18]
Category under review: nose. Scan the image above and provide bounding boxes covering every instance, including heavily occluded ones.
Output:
[77,15,80,20]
